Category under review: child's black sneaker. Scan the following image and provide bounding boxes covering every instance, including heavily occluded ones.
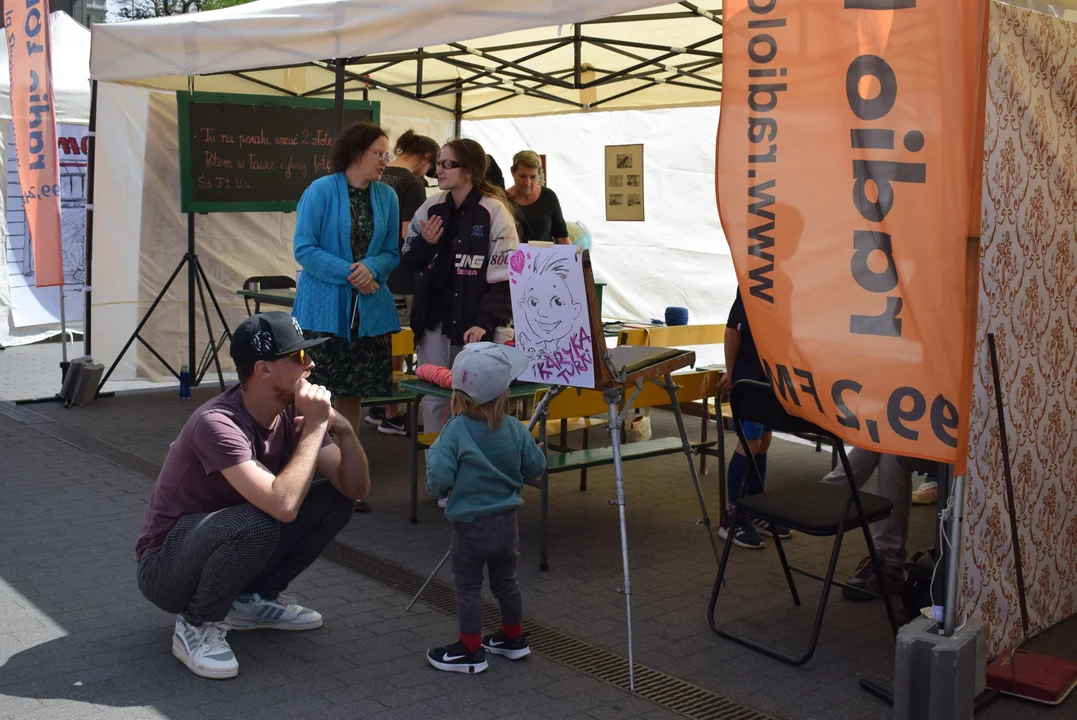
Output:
[426,640,488,674]
[482,631,531,660]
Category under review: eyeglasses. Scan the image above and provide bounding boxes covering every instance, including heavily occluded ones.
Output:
[288,349,308,365]
[373,150,394,162]
[437,160,463,170]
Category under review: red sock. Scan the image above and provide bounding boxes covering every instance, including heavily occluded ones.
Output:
[501,623,522,640]
[459,632,482,653]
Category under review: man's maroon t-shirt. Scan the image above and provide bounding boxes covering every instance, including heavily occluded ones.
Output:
[135,384,325,562]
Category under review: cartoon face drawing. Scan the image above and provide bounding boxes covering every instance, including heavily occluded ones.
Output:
[517,255,582,346]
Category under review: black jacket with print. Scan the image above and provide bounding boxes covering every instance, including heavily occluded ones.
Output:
[402,187,518,346]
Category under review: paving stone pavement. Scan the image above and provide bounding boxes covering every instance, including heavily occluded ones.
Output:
[0,412,679,720]
[0,376,1074,720]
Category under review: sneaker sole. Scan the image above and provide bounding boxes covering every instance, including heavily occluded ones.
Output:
[377,425,407,436]
[172,636,238,679]
[363,416,383,427]
[718,527,766,550]
[224,615,323,631]
[426,655,488,674]
[484,644,531,660]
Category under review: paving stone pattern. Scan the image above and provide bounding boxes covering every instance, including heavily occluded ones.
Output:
[0,366,1074,720]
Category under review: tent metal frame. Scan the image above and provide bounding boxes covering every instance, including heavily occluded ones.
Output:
[203,2,723,121]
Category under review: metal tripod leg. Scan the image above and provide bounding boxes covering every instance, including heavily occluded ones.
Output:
[406,547,452,612]
[605,385,636,691]
[658,372,722,568]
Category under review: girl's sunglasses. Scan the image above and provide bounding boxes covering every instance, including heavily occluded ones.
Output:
[436,160,462,169]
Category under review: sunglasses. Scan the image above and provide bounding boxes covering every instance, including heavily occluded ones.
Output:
[436,160,463,170]
[287,349,308,365]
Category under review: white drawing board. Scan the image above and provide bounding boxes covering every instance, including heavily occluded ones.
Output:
[509,244,596,389]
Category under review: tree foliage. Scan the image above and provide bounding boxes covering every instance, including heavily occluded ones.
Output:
[117,0,254,20]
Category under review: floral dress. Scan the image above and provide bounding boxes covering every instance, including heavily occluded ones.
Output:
[304,185,392,398]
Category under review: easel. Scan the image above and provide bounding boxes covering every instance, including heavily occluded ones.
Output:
[97,213,231,394]
[408,250,721,690]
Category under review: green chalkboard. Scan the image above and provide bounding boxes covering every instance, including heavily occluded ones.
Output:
[177,92,380,213]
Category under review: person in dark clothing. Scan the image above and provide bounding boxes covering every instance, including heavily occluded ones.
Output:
[368,129,440,436]
[507,150,569,244]
[401,138,519,431]
[715,288,789,550]
[485,154,506,189]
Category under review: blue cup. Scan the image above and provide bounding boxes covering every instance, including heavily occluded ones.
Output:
[665,306,689,326]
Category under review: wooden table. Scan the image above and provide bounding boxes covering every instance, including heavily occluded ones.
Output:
[398,378,547,523]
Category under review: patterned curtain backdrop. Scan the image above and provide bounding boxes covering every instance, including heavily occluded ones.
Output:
[963,1,1077,657]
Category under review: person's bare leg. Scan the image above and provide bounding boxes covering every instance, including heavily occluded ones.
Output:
[334,398,371,513]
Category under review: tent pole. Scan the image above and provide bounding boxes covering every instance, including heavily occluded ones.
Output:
[84,79,98,357]
[574,24,582,87]
[334,58,345,135]
[454,83,462,139]
[187,213,196,382]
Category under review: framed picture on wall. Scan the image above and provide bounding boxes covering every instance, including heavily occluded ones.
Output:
[604,144,644,221]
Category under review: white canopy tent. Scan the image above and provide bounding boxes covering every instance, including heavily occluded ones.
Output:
[0,11,91,348]
[88,0,730,381]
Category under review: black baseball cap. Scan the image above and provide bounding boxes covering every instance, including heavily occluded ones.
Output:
[230,312,328,367]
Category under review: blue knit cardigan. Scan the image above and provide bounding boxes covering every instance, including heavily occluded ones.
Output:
[292,173,401,339]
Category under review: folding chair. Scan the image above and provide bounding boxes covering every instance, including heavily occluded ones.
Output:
[707,380,901,666]
[242,275,296,315]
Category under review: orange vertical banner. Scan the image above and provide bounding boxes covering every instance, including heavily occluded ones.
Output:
[5,0,63,288]
[715,0,989,464]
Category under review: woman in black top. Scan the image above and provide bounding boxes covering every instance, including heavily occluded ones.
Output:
[368,129,439,436]
[507,150,569,244]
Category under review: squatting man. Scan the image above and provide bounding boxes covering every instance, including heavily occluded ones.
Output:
[134,312,369,679]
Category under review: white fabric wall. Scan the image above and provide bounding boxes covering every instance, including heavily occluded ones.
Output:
[463,105,733,365]
[91,85,454,380]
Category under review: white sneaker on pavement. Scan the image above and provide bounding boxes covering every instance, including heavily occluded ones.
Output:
[224,593,323,631]
[172,615,238,680]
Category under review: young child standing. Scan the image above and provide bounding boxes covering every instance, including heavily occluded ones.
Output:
[425,342,547,674]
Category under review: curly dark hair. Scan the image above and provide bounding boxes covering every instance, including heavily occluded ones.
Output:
[330,122,388,173]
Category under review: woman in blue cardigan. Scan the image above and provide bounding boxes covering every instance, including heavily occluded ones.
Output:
[293,122,401,438]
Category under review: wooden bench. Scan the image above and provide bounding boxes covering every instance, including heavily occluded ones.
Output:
[616,324,727,476]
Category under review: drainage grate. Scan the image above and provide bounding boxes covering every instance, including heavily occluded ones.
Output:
[0,401,162,480]
[322,542,774,720]
[2,402,771,719]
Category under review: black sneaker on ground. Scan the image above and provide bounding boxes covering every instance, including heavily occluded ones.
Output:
[364,407,385,427]
[482,631,531,660]
[842,556,904,601]
[378,414,407,436]
[426,640,488,674]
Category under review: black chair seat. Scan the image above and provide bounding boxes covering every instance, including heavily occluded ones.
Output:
[737,485,893,536]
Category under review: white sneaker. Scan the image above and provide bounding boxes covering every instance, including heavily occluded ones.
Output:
[172,615,238,680]
[438,496,449,509]
[224,593,323,631]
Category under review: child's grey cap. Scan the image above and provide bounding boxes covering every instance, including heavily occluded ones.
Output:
[452,342,529,405]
